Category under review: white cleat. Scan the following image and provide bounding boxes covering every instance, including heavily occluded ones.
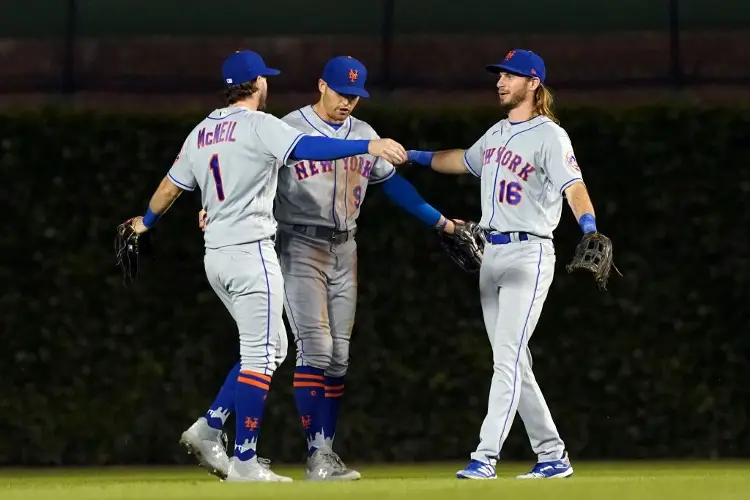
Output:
[304,446,361,481]
[179,417,230,479]
[225,456,293,482]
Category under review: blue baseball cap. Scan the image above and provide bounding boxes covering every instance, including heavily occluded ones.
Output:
[221,50,280,86]
[321,56,369,98]
[486,49,546,84]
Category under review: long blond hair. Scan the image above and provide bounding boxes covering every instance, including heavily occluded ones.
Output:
[534,84,559,124]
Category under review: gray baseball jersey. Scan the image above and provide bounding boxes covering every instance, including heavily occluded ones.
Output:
[274,105,396,231]
[168,106,305,248]
[166,105,305,377]
[463,116,583,238]
[463,115,579,466]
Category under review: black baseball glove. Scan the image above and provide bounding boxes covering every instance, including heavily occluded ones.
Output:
[114,218,153,285]
[565,232,621,291]
[438,221,486,273]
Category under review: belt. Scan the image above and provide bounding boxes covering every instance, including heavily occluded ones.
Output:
[485,231,529,245]
[291,224,357,244]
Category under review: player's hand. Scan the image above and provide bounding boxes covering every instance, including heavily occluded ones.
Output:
[129,216,149,234]
[198,209,207,232]
[368,139,407,165]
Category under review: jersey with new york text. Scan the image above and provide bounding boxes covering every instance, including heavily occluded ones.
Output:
[274,105,396,231]
[463,115,584,239]
[167,106,305,248]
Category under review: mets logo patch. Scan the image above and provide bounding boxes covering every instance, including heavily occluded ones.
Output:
[565,151,580,171]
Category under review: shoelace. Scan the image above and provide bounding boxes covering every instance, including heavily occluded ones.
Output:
[324,450,347,471]
[318,450,340,470]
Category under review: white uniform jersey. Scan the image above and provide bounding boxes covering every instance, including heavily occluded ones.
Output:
[168,106,305,248]
[463,115,583,239]
[274,105,396,231]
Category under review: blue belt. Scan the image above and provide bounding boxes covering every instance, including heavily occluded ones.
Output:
[485,231,529,245]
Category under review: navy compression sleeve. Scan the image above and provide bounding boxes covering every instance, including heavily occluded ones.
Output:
[380,172,442,227]
[290,136,370,161]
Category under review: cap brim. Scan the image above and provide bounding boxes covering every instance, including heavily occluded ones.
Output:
[486,63,516,74]
[486,63,540,80]
[261,67,281,76]
[328,85,369,98]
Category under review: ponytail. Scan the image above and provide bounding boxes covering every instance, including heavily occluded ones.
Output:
[534,85,559,124]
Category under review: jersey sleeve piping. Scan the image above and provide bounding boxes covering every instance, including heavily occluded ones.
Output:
[281,133,306,164]
[167,172,196,191]
[463,150,480,177]
[559,177,583,194]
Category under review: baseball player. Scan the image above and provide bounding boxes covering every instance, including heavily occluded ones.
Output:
[124,50,407,482]
[407,49,604,479]
[182,56,459,481]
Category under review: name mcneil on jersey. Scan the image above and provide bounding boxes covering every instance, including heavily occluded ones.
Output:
[292,156,374,181]
[197,121,238,148]
[484,146,536,181]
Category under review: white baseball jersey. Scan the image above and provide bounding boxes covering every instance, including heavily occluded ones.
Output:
[168,106,305,248]
[463,115,583,239]
[274,105,396,231]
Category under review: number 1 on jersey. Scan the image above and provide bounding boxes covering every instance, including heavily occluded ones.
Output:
[209,154,225,202]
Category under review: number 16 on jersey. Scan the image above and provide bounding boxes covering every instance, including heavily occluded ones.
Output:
[497,180,522,205]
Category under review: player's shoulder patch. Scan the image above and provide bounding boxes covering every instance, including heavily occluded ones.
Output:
[565,150,580,172]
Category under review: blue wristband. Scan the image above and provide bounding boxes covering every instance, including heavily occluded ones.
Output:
[407,150,435,167]
[142,206,160,228]
[578,213,597,233]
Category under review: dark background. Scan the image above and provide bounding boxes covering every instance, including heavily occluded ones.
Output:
[1,0,749,466]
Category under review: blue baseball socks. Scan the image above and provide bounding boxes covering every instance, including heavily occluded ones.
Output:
[293,366,327,455]
[322,376,345,447]
[233,369,271,460]
[204,361,240,429]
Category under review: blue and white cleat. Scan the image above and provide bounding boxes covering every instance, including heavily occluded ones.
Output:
[516,450,574,479]
[456,460,497,480]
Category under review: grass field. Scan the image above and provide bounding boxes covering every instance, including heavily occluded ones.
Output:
[1,462,748,500]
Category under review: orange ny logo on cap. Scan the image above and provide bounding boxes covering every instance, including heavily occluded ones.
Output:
[504,50,515,61]
[348,69,359,83]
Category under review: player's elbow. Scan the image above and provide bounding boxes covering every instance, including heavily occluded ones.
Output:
[434,149,470,175]
[564,181,594,216]
[159,176,185,205]
[161,175,185,198]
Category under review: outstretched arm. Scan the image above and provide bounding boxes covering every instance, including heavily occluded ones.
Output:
[379,172,456,233]
[288,136,406,165]
[407,150,470,175]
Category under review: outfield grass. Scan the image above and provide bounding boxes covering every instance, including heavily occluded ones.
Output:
[1,462,748,500]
